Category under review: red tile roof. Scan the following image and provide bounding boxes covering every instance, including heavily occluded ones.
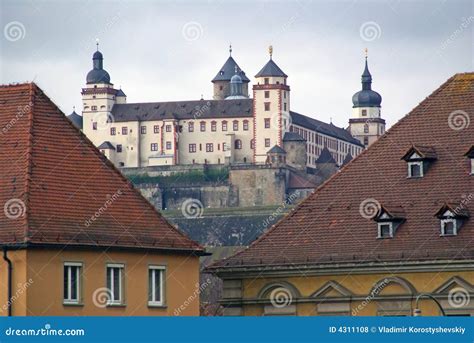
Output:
[0,83,204,254]
[210,73,474,270]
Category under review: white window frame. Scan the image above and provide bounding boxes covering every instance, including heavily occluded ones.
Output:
[106,263,124,306]
[377,222,393,239]
[148,266,166,307]
[440,218,457,236]
[470,158,474,175]
[407,161,423,178]
[64,262,82,305]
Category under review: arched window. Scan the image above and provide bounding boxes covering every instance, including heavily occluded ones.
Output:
[234,139,242,150]
[250,139,255,149]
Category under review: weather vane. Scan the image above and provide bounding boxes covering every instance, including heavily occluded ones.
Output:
[96,38,100,51]
[229,43,232,56]
[269,45,273,59]
[365,47,368,58]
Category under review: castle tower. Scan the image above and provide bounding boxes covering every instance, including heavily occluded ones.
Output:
[212,45,249,100]
[81,43,126,147]
[253,46,290,163]
[348,50,385,148]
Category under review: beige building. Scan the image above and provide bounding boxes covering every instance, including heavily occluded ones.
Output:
[70,45,376,169]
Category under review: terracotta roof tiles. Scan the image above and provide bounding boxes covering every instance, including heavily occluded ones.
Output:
[209,73,474,270]
[0,83,204,254]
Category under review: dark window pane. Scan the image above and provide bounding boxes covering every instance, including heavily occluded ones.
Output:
[154,270,161,302]
[113,268,120,301]
[71,266,78,300]
[64,266,68,299]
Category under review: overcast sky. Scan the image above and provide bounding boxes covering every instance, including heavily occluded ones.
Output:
[1,0,472,129]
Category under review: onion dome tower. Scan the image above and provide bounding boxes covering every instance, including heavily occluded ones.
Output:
[348,49,386,148]
[86,42,111,85]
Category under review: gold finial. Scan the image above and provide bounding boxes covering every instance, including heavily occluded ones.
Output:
[96,38,99,51]
[229,43,232,56]
[269,45,273,59]
[364,48,368,58]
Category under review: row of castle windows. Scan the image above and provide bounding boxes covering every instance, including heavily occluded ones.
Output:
[114,139,260,154]
[188,120,250,133]
[292,126,362,158]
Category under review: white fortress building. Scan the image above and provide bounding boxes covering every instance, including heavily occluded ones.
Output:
[68,45,385,168]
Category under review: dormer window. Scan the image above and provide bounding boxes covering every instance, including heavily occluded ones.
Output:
[435,203,470,237]
[401,145,437,178]
[464,146,474,175]
[374,206,406,239]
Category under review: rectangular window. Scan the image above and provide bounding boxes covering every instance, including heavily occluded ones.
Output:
[116,144,122,153]
[189,144,196,153]
[408,162,423,178]
[188,122,194,132]
[166,141,172,150]
[106,264,124,305]
[122,127,128,135]
[222,122,228,131]
[284,103,287,111]
[141,126,146,134]
[264,91,270,98]
[264,102,270,111]
[154,125,159,134]
[91,105,97,111]
[378,223,393,238]
[110,127,116,135]
[243,121,249,131]
[166,125,172,132]
[441,219,457,236]
[206,143,214,152]
[265,138,270,147]
[264,78,269,85]
[151,143,158,151]
[264,118,271,129]
[148,266,165,306]
[92,122,97,130]
[211,122,217,132]
[233,121,238,131]
[200,122,206,132]
[64,263,82,304]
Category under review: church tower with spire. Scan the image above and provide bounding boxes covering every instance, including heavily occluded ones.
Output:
[348,50,385,148]
[212,45,250,100]
[253,46,290,163]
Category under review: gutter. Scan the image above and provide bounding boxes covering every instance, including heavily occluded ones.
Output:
[3,248,12,316]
